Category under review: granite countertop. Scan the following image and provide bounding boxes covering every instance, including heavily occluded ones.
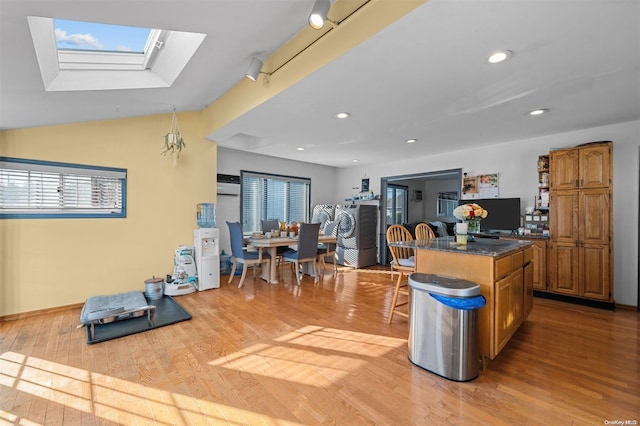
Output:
[500,234,550,240]
[390,237,532,257]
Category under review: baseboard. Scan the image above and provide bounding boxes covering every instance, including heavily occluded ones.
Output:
[533,290,615,310]
[0,302,84,322]
[614,303,639,311]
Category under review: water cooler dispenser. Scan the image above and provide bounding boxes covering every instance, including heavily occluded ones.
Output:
[194,203,220,291]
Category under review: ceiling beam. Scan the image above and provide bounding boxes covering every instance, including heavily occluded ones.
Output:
[200,0,429,139]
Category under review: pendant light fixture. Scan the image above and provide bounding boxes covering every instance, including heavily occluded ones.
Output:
[162,106,186,167]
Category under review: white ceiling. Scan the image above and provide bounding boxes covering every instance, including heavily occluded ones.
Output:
[0,0,314,127]
[2,0,639,169]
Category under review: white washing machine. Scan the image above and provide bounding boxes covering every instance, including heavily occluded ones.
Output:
[311,204,336,232]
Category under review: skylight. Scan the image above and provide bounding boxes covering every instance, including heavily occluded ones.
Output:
[54,19,151,53]
[28,16,206,91]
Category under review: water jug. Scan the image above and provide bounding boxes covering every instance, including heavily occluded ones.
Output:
[196,203,216,228]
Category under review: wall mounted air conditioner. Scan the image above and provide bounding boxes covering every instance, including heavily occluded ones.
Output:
[217,174,240,196]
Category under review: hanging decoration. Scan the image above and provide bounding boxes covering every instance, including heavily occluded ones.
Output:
[361,173,370,192]
[162,107,186,167]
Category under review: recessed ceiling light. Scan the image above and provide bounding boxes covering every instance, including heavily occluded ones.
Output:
[352,159,359,163]
[297,147,305,151]
[487,50,513,64]
[335,112,351,119]
[528,108,549,116]
[406,139,418,144]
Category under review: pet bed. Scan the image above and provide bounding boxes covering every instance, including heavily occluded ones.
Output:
[80,291,156,341]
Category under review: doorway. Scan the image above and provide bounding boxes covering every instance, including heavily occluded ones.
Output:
[379,168,462,264]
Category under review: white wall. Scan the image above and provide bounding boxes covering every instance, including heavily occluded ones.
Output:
[424,178,460,223]
[335,120,639,306]
[217,122,638,306]
[216,147,337,255]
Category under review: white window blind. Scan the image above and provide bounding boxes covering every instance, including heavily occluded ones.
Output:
[241,171,310,234]
[0,157,127,218]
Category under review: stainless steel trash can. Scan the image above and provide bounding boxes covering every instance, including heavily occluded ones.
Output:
[408,273,486,382]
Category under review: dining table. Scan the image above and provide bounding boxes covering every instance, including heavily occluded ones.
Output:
[248,234,337,284]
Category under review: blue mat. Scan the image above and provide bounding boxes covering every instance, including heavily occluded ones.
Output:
[85,295,191,344]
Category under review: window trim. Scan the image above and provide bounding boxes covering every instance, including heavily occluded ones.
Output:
[0,157,127,219]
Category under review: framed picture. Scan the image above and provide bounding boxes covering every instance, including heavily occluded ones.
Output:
[361,177,370,192]
[479,173,499,198]
[463,176,478,194]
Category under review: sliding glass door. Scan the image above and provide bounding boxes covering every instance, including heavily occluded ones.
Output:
[386,184,408,225]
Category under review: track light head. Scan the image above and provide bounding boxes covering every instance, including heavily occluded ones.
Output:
[308,0,330,29]
[245,57,263,81]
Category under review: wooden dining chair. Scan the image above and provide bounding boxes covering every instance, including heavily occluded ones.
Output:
[282,222,321,285]
[415,222,436,241]
[227,221,270,288]
[386,224,415,323]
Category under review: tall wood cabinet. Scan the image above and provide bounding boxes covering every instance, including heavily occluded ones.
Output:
[548,141,613,302]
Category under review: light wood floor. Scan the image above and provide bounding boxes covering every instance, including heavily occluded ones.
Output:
[1,266,638,425]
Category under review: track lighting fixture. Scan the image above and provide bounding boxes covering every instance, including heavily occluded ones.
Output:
[308,0,330,29]
[245,57,264,81]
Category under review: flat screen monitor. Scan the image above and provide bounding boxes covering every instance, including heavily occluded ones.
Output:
[459,198,521,231]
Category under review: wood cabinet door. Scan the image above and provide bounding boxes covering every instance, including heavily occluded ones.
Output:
[548,243,579,296]
[495,268,524,354]
[550,148,579,190]
[524,262,534,319]
[495,274,513,353]
[580,144,611,189]
[511,268,524,328]
[550,191,579,243]
[580,244,611,300]
[580,189,610,245]
[531,240,547,290]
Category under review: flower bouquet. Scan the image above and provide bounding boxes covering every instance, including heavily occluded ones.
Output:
[453,203,488,233]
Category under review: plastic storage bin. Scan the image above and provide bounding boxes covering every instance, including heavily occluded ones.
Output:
[408,272,486,382]
[219,251,232,275]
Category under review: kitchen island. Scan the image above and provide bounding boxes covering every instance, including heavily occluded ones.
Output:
[394,237,534,361]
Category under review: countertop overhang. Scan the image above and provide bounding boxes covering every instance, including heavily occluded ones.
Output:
[390,237,532,257]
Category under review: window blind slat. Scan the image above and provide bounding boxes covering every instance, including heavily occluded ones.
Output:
[1,157,126,217]
[241,171,310,234]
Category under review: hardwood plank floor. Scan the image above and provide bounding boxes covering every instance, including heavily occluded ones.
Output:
[1,266,638,425]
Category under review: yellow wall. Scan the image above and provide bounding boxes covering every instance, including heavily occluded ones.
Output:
[0,0,428,316]
[0,111,216,316]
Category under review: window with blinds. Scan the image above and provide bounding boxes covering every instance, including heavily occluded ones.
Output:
[241,171,310,234]
[0,157,127,218]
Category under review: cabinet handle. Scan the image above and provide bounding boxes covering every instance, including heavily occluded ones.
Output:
[575,179,579,187]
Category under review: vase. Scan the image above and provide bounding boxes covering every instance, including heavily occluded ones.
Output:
[467,219,480,233]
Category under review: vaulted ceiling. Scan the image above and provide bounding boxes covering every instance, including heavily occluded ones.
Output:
[1,0,639,168]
